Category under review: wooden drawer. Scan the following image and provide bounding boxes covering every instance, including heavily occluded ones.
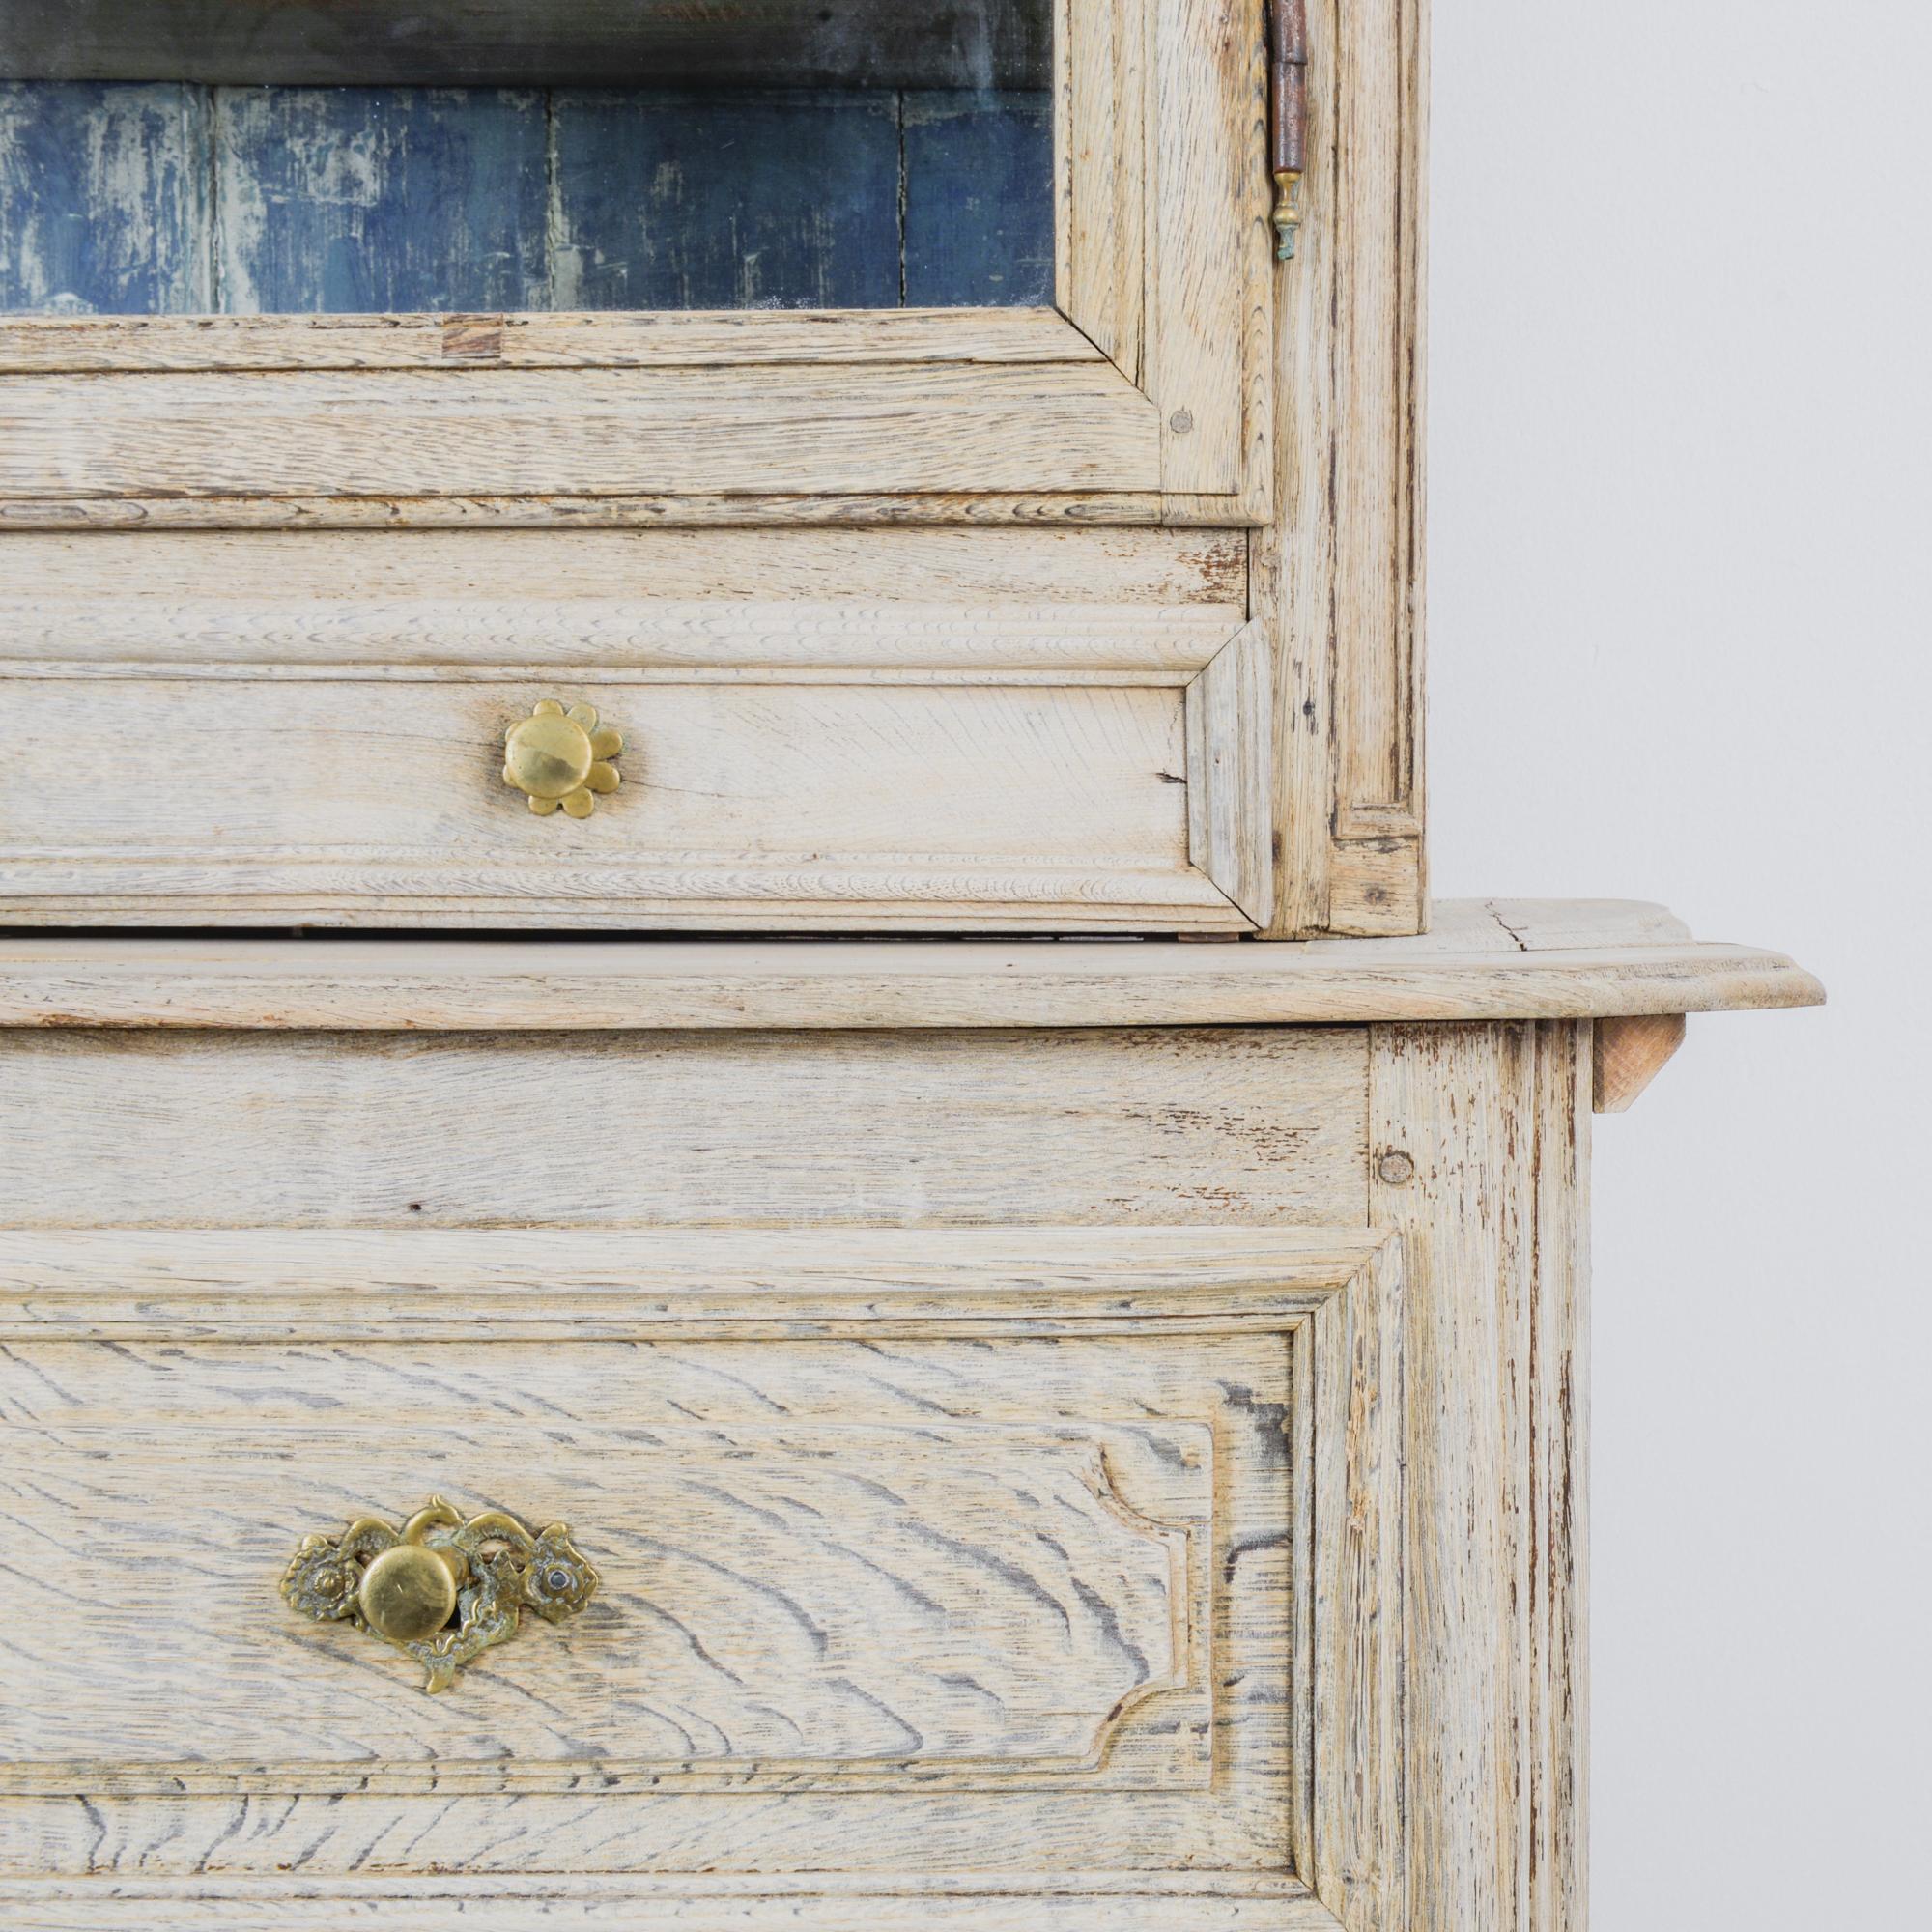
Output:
[0,1010,1598,1929]
[0,1022,1378,1928]
[0,1236,1376,1850]
[1,1229,1399,1932]
[0,527,1269,931]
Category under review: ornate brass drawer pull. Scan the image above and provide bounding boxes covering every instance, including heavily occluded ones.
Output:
[502,698,624,818]
[281,1495,599,1692]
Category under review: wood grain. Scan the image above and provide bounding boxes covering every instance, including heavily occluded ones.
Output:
[1258,0,1429,934]
[1306,1236,1405,1929]
[1150,0,1258,498]
[1055,0,1144,382]
[0,903,1826,1029]
[0,487,1179,529]
[1369,1021,1588,1932]
[3,1377,1206,1791]
[1590,1011,1688,1114]
[0,306,1099,371]
[0,666,1258,928]
[0,0,1277,525]
[0,1224,1401,1895]
[0,525,1258,930]
[0,1225,1391,1340]
[0,520,1238,588]
[0,1027,1372,1229]
[0,362,1162,499]
[0,525,1244,669]
[1186,619,1276,925]
[1326,0,1427,841]
[0,1875,1339,1930]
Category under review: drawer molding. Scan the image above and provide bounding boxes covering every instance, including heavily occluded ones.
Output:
[0,526,1264,930]
[15,1420,1208,1795]
[1,1225,1402,1927]
[0,627,1268,932]
[0,1872,1336,1931]
[0,1226,1389,1340]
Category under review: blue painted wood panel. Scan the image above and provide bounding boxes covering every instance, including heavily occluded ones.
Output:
[0,80,1056,313]
[552,89,903,310]
[213,86,550,313]
[903,90,1053,308]
[0,81,209,313]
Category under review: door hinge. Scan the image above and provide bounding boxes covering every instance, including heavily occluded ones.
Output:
[1269,0,1308,258]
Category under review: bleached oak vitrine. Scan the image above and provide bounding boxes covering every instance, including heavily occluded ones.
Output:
[0,0,1424,934]
[0,7,1816,1932]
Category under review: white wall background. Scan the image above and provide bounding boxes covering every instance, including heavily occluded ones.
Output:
[1427,2,1931,1923]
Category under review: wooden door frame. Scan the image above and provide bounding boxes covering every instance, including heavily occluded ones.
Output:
[0,0,1270,526]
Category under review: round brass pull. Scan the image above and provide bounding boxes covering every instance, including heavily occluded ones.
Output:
[502,699,624,818]
[281,1494,599,1692]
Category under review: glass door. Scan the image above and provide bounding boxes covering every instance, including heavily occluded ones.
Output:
[0,0,1053,314]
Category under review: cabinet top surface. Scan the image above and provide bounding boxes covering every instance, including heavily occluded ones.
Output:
[0,900,1824,1031]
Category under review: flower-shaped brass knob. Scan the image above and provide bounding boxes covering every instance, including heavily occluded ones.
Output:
[502,699,623,817]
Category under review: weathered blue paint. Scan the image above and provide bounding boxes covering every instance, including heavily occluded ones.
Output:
[552,88,904,310]
[0,79,1056,314]
[0,81,209,313]
[902,90,1053,307]
[213,86,549,313]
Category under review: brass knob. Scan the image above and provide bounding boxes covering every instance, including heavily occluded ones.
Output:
[359,1544,459,1644]
[502,699,623,818]
[282,1494,599,1692]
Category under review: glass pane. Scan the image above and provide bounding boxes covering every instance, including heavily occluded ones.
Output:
[0,1,1052,315]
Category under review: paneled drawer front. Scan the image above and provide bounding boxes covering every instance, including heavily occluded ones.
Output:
[0,528,1269,930]
[9,1349,1210,1796]
[0,1023,1396,1927]
[0,1227,1403,1928]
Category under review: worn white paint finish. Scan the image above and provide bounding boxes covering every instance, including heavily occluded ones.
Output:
[0,1027,1372,1230]
[0,0,1280,527]
[0,904,1824,1030]
[0,524,1247,611]
[0,672,1251,929]
[0,362,1164,500]
[0,1226,1388,1338]
[0,523,1268,928]
[1261,0,1431,934]
[0,0,1440,942]
[4,1386,1207,1791]
[0,1880,1343,1931]
[0,1009,1641,1927]
[0,307,1104,371]
[1154,0,1267,502]
[1187,620,1277,924]
[0,1224,1400,1905]
[1370,1021,1589,1932]
[1055,0,1144,381]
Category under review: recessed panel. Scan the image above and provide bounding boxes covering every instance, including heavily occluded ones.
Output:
[0,1326,1289,1872]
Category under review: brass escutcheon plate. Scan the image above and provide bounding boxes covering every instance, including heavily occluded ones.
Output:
[281,1494,599,1691]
